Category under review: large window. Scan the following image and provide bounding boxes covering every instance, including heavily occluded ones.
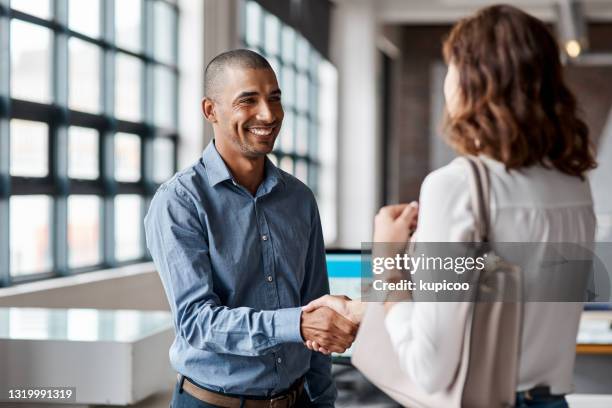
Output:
[0,0,179,286]
[241,0,339,242]
[242,0,323,191]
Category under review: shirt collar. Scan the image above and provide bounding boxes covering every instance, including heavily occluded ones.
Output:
[201,141,285,191]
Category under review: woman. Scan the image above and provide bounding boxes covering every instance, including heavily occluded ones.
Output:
[305,5,597,407]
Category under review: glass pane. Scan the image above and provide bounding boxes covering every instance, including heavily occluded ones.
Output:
[281,66,295,109]
[69,38,101,113]
[296,73,309,112]
[296,35,310,70]
[115,195,142,261]
[10,0,51,19]
[68,195,101,268]
[296,115,308,156]
[10,20,51,103]
[115,133,141,182]
[10,120,48,177]
[10,195,52,276]
[279,157,293,174]
[69,0,100,38]
[68,126,99,180]
[281,26,295,63]
[280,111,294,153]
[116,0,142,52]
[154,1,175,64]
[269,154,278,166]
[295,160,308,184]
[153,138,175,184]
[245,1,262,47]
[264,13,280,56]
[115,53,142,122]
[154,66,175,128]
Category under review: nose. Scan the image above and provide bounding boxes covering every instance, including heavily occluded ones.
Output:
[256,100,275,123]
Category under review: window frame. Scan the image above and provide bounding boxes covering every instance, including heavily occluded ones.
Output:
[0,0,179,287]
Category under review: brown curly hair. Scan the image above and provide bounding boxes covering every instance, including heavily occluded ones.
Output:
[442,4,597,178]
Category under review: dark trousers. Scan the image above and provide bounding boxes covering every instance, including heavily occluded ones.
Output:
[515,392,569,408]
[170,379,311,408]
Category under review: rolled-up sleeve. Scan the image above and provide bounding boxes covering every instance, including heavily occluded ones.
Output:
[144,182,303,357]
[300,202,337,407]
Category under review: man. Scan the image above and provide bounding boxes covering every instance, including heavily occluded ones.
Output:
[144,49,357,407]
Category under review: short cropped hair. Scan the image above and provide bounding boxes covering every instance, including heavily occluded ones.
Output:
[204,49,273,99]
[442,5,596,178]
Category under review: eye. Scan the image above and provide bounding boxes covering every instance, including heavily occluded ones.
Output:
[269,95,282,103]
[239,98,256,104]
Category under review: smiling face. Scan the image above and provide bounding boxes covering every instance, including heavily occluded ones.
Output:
[203,67,283,159]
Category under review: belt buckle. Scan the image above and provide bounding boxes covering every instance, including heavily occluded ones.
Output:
[270,393,289,408]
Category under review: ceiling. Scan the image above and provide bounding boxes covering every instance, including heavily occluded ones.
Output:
[333,0,612,23]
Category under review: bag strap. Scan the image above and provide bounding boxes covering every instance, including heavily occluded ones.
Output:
[464,156,491,243]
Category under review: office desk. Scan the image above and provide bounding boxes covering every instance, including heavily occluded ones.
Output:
[0,307,174,405]
[575,310,612,393]
[577,310,612,354]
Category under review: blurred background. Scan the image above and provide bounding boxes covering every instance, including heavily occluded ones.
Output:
[0,0,611,407]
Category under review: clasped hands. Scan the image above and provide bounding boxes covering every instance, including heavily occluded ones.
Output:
[300,201,419,355]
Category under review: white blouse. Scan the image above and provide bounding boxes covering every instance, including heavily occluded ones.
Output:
[384,156,596,395]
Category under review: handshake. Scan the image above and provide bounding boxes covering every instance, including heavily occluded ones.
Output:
[299,295,367,355]
[298,202,419,355]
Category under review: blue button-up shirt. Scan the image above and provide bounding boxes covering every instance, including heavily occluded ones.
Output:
[144,142,335,405]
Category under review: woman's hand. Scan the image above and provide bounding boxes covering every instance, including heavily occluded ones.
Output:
[373,202,419,243]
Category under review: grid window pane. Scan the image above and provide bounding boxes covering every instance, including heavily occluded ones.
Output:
[68,195,101,268]
[68,0,100,38]
[69,38,101,113]
[281,26,295,63]
[68,127,99,180]
[245,1,262,46]
[280,66,295,109]
[116,0,142,52]
[154,66,175,128]
[264,13,280,56]
[10,119,48,177]
[279,111,294,153]
[296,35,310,70]
[153,138,175,184]
[279,157,293,174]
[295,160,308,184]
[296,115,308,156]
[154,1,175,64]
[114,133,141,182]
[10,195,52,276]
[296,73,309,112]
[115,195,143,261]
[115,53,142,122]
[10,0,51,19]
[10,20,51,103]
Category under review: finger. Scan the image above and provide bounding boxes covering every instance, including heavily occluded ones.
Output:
[398,202,419,225]
[318,348,331,355]
[378,204,411,219]
[301,295,332,312]
[333,313,359,336]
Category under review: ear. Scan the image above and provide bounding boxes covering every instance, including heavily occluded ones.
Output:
[202,97,217,124]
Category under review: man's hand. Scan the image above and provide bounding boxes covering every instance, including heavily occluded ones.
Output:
[300,306,358,355]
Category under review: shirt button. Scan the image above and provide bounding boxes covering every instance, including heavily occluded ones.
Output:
[277,357,282,364]
[267,275,273,282]
[261,234,268,241]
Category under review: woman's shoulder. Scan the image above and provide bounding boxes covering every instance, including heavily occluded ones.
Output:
[421,157,471,196]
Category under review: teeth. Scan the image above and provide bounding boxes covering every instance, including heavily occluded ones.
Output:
[248,127,273,136]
